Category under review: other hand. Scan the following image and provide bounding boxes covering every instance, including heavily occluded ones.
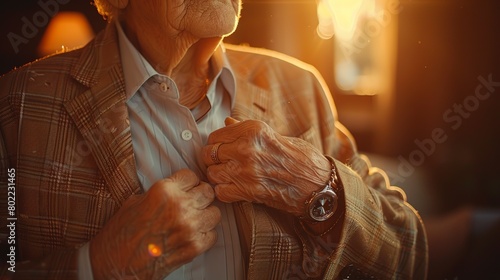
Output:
[89,169,221,279]
[202,118,330,217]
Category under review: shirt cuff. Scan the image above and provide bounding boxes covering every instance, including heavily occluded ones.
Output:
[78,242,95,280]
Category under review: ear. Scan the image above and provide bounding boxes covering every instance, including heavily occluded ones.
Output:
[108,0,129,9]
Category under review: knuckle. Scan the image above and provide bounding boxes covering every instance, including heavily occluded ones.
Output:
[189,184,215,208]
[200,182,215,199]
[192,181,212,194]
[253,119,268,130]
[201,183,215,199]
[246,119,270,135]
[206,205,222,224]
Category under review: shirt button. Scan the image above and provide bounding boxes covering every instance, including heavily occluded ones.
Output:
[181,130,193,141]
[159,82,169,92]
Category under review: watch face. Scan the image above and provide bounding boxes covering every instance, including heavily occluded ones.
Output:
[310,191,338,221]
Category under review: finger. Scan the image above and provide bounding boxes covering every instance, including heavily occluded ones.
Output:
[201,142,233,166]
[197,205,221,233]
[188,182,215,209]
[206,163,234,184]
[214,183,251,203]
[207,119,269,145]
[206,120,251,144]
[166,169,200,192]
[224,116,240,126]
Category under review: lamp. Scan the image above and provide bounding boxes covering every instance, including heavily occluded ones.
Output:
[38,11,94,57]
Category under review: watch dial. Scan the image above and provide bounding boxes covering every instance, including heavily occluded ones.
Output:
[312,194,335,219]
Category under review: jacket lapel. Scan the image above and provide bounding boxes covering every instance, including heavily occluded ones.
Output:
[232,74,270,122]
[231,74,302,279]
[64,24,141,204]
[231,73,292,135]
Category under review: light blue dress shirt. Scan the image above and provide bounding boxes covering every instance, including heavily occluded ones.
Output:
[78,22,243,280]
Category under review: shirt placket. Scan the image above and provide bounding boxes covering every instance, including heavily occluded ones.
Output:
[150,75,206,179]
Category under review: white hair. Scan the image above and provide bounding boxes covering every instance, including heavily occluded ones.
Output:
[93,0,120,21]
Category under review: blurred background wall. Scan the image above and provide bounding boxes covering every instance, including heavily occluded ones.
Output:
[1,0,499,274]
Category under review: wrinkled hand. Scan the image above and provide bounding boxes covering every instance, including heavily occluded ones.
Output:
[89,169,221,280]
[202,118,331,217]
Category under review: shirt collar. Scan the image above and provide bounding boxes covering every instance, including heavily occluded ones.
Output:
[116,21,236,107]
[116,21,159,101]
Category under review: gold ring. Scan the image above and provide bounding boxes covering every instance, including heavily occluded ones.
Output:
[210,142,223,164]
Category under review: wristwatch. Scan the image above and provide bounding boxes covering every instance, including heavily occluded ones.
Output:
[304,156,340,222]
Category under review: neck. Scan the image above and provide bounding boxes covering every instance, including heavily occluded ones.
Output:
[172,39,219,109]
[119,18,222,108]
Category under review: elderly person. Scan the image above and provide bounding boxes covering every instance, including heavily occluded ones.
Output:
[0,0,427,279]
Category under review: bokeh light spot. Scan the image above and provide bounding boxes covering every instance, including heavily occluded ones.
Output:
[148,243,162,257]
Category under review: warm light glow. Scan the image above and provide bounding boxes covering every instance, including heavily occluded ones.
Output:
[148,243,162,257]
[328,0,364,41]
[317,0,376,42]
[316,1,335,39]
[38,12,94,57]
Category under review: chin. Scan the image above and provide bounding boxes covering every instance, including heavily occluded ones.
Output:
[195,16,240,38]
[220,17,240,37]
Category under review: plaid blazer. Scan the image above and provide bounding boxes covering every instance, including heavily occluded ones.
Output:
[0,23,427,279]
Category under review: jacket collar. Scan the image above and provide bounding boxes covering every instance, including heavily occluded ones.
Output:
[65,23,142,203]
